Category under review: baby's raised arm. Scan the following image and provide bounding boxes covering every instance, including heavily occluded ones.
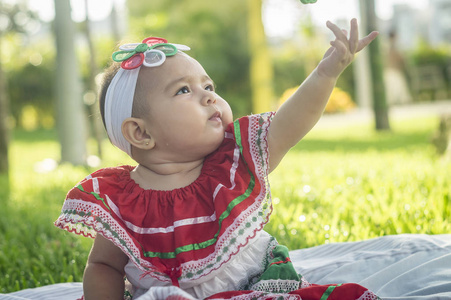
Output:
[267,19,378,172]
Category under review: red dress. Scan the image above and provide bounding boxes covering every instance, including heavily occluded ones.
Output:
[55,113,379,300]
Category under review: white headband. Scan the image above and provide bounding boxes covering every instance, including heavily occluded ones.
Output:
[103,37,190,156]
[104,67,140,156]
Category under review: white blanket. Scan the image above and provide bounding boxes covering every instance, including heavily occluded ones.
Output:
[1,234,450,300]
[290,234,451,299]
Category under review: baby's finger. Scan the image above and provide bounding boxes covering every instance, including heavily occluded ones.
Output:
[356,31,379,52]
[326,21,348,43]
[330,39,347,59]
[349,19,359,54]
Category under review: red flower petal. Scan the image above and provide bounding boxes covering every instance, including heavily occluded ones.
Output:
[121,53,144,70]
[142,37,168,46]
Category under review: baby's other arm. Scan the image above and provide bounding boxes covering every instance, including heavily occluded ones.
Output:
[267,19,378,172]
[83,234,129,299]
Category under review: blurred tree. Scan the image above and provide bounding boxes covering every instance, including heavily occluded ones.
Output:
[0,36,9,175]
[271,14,359,108]
[82,0,103,158]
[362,0,390,131]
[53,0,87,165]
[0,2,39,175]
[110,0,121,43]
[8,46,55,129]
[127,0,252,117]
[247,0,275,113]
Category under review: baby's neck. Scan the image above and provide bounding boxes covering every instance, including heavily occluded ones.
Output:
[130,160,204,191]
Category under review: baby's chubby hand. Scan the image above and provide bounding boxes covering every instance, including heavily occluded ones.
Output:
[317,19,378,79]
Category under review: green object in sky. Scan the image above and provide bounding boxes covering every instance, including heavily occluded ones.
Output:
[300,0,317,3]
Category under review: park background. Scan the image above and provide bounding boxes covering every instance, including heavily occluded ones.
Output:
[0,0,450,293]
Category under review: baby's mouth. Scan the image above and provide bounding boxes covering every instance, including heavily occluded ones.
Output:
[209,111,222,122]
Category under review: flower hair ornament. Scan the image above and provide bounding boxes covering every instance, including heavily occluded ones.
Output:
[112,37,190,69]
[105,37,190,156]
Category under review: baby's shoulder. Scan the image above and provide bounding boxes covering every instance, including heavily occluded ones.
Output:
[68,165,135,196]
[89,165,134,179]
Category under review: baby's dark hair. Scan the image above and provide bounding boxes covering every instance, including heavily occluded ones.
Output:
[98,63,148,130]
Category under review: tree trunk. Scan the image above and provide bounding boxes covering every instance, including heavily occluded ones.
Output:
[0,36,9,175]
[53,0,87,165]
[247,0,275,114]
[110,0,122,43]
[83,0,103,158]
[362,0,391,130]
[354,3,372,109]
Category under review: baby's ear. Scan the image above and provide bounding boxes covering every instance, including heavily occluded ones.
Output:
[121,117,155,150]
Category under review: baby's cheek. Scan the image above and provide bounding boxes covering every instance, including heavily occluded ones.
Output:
[223,106,234,125]
[223,116,233,129]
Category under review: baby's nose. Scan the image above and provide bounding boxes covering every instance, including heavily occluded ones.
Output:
[202,92,217,105]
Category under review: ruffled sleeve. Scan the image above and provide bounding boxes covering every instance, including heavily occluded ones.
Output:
[229,112,274,191]
[54,167,129,238]
[224,112,275,224]
[54,166,167,279]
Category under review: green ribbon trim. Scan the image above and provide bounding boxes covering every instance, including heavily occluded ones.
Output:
[320,284,342,300]
[143,178,255,258]
[77,185,111,212]
[234,118,244,155]
[112,43,177,63]
[143,119,258,259]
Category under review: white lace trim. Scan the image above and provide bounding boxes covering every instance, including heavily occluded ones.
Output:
[300,276,312,288]
[250,279,300,293]
[209,292,302,300]
[356,290,379,300]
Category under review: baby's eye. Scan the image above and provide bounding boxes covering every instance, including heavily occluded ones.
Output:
[176,86,190,95]
[205,84,215,92]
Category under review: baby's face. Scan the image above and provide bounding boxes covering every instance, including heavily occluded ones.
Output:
[135,52,233,161]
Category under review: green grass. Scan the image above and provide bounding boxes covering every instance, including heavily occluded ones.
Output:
[267,117,450,248]
[1,116,450,293]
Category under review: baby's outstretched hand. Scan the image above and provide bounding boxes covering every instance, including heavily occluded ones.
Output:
[317,19,378,79]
